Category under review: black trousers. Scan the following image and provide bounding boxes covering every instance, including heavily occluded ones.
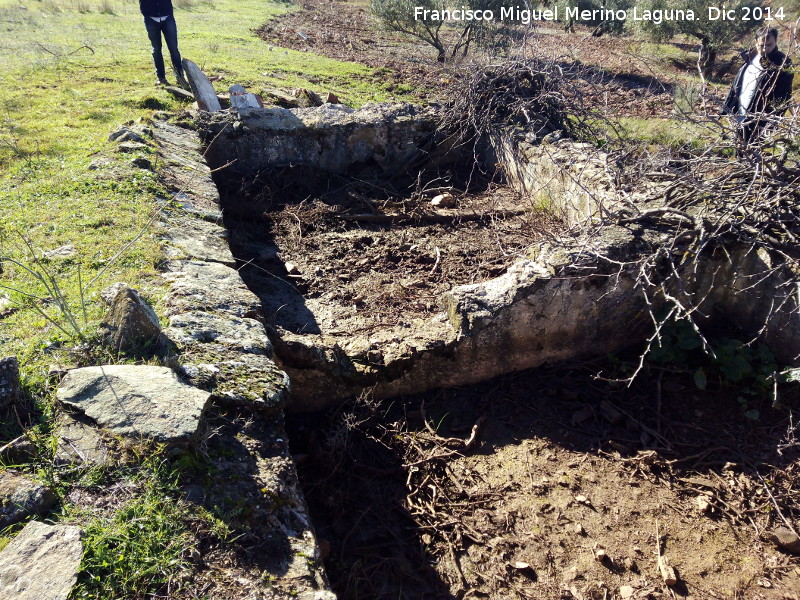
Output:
[143,15,182,80]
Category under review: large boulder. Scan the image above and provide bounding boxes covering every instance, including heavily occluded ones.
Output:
[56,365,211,447]
[98,287,162,355]
[0,521,83,600]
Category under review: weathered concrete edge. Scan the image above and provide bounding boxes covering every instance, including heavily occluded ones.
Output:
[151,117,335,600]
[274,222,800,412]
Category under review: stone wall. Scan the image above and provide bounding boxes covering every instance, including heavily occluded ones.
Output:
[198,103,449,178]
[196,104,800,411]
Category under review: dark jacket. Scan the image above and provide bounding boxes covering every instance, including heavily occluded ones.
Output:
[139,0,173,18]
[722,47,793,115]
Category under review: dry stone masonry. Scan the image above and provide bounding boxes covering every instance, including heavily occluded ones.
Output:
[197,102,800,412]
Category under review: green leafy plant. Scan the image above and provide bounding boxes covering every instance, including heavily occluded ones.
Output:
[646,313,780,414]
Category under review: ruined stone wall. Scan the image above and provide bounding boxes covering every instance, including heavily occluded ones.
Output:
[196,106,800,411]
[484,130,623,227]
[198,103,446,178]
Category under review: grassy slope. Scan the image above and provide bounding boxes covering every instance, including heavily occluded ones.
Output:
[0,0,398,384]
[0,0,402,595]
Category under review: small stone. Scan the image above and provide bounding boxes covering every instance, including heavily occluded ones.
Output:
[117,141,149,153]
[325,92,339,104]
[619,585,635,599]
[42,244,76,260]
[108,126,146,143]
[284,261,301,275]
[131,156,153,170]
[695,494,712,514]
[98,286,162,355]
[0,521,83,600]
[767,527,800,554]
[573,522,585,535]
[594,546,607,562]
[0,356,22,408]
[430,192,456,208]
[512,561,536,580]
[0,472,57,526]
[0,435,37,464]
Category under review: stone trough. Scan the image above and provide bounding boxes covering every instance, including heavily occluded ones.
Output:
[195,103,800,412]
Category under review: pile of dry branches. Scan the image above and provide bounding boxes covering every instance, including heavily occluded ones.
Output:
[437,57,601,144]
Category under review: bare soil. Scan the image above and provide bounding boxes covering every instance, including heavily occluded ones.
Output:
[266,182,560,330]
[289,364,800,600]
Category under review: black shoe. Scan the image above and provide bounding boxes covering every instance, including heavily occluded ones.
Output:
[156,77,169,86]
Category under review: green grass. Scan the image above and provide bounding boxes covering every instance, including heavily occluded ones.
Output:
[611,115,710,150]
[65,453,196,599]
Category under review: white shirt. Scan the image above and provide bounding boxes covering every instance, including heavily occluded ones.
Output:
[150,15,168,21]
[739,54,764,114]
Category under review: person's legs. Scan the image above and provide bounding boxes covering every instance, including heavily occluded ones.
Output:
[161,16,186,83]
[143,17,167,81]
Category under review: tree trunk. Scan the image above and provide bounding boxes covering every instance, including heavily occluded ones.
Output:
[698,37,716,80]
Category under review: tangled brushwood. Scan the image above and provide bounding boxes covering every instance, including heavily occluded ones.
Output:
[597,110,800,378]
[437,57,602,145]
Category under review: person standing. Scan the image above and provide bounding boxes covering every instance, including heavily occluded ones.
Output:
[722,27,794,149]
[139,0,189,87]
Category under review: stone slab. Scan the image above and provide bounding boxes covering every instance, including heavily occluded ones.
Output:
[161,260,262,319]
[0,521,82,600]
[56,365,211,446]
[162,219,236,266]
[55,414,112,466]
[179,351,289,415]
[165,311,272,355]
